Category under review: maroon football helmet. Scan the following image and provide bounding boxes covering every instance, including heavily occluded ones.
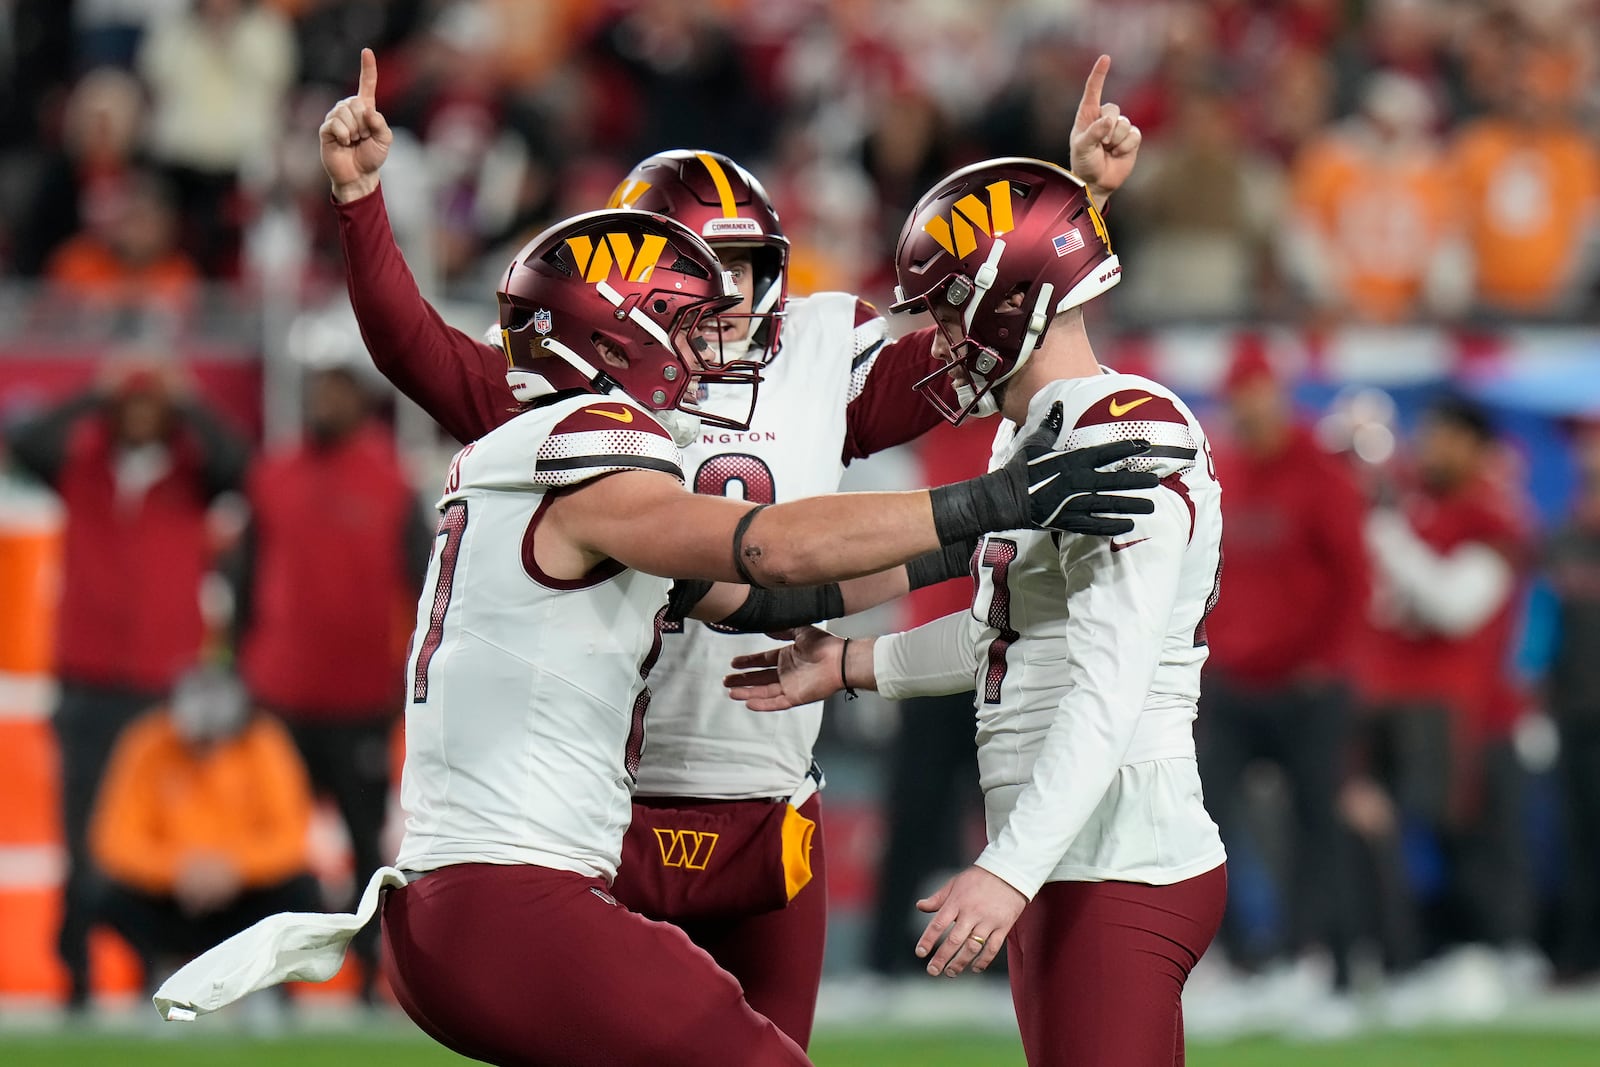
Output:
[890,157,1121,424]
[497,209,759,442]
[608,149,790,361]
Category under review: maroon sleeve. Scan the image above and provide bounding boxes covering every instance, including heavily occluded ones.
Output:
[840,299,953,462]
[336,187,515,444]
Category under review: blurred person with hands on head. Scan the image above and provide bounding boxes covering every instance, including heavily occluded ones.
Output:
[3,354,248,1010]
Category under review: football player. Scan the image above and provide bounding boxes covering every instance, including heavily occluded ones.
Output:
[373,208,1159,1065]
[726,158,1230,1067]
[319,47,1143,1045]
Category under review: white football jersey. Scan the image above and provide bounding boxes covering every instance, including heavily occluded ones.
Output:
[394,395,681,881]
[635,291,887,799]
[876,371,1228,898]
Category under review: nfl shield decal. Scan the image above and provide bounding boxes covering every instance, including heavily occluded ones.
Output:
[533,308,553,335]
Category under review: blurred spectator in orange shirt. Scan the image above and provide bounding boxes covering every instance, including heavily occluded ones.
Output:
[1286,72,1467,324]
[1451,34,1600,317]
[45,171,201,320]
[88,665,320,992]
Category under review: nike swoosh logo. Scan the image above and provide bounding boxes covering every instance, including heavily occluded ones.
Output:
[585,406,634,424]
[1108,395,1153,418]
[1109,537,1150,553]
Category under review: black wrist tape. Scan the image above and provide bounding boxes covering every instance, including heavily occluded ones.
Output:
[928,475,1010,545]
[905,539,976,590]
[664,578,714,622]
[719,583,845,633]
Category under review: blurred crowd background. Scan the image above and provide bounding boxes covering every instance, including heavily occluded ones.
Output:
[1,0,1599,1042]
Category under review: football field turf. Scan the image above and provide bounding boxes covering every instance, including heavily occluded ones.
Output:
[3,1030,1599,1066]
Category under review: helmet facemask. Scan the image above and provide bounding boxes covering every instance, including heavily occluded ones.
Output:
[896,269,1051,425]
[693,241,788,366]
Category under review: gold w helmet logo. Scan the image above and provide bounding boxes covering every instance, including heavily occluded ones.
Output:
[654,828,719,870]
[565,232,669,284]
[924,179,1015,258]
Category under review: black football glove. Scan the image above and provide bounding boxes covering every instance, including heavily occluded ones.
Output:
[930,401,1158,540]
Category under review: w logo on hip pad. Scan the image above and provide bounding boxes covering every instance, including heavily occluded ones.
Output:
[565,232,669,284]
[654,829,719,870]
[924,180,1015,258]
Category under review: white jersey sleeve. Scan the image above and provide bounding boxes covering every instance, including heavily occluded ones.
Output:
[872,609,982,700]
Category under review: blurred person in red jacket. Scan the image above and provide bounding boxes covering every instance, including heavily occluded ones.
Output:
[88,664,320,992]
[235,355,430,1000]
[1199,344,1369,994]
[1353,395,1534,974]
[2,357,248,1010]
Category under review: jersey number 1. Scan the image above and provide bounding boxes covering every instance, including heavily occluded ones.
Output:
[412,500,468,702]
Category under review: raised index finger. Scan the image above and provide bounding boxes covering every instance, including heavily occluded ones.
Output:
[1077,54,1111,126]
[358,46,378,105]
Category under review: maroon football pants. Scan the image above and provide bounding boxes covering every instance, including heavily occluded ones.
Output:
[381,863,810,1067]
[613,794,828,1049]
[1007,864,1227,1067]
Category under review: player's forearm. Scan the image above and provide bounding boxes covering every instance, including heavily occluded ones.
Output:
[740,491,943,587]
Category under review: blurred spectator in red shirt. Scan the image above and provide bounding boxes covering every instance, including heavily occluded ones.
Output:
[1286,72,1467,324]
[88,664,320,993]
[1545,422,1600,979]
[235,358,429,999]
[13,67,148,278]
[1199,344,1369,988]
[1355,395,1534,969]
[45,171,201,322]
[2,358,248,1009]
